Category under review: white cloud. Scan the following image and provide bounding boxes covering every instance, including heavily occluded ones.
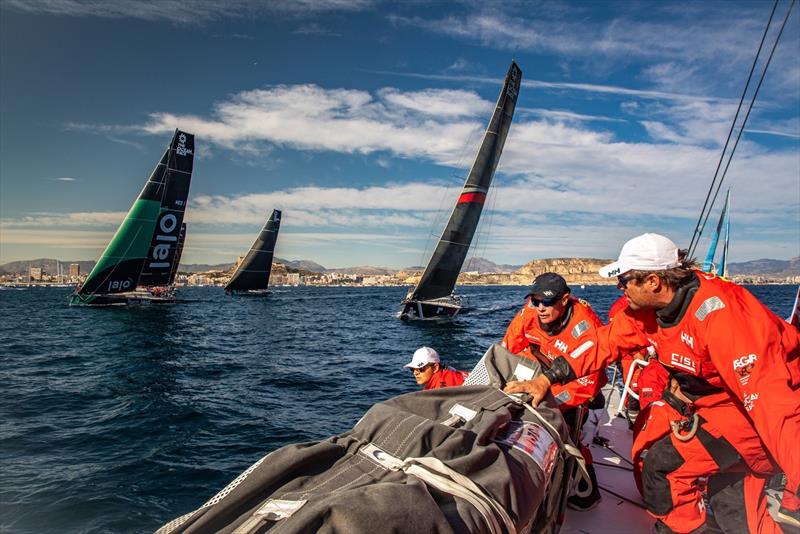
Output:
[1,211,125,228]
[378,88,490,118]
[517,107,627,124]
[388,5,799,104]
[369,69,726,104]
[140,85,486,165]
[4,0,374,24]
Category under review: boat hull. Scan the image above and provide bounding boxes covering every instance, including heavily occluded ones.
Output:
[225,289,270,297]
[69,290,176,306]
[399,296,465,320]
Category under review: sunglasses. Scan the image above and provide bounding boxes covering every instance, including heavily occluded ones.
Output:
[411,364,431,373]
[617,272,634,288]
[530,295,560,307]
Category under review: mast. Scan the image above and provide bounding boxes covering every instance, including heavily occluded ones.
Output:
[76,129,194,296]
[225,209,282,292]
[408,61,521,302]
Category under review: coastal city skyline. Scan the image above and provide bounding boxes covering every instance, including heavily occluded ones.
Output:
[2,0,799,268]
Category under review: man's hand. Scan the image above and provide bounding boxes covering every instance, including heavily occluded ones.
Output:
[504,374,551,406]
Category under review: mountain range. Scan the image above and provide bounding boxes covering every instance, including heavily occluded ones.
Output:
[1,256,798,277]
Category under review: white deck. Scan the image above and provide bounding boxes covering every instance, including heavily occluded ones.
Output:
[561,386,652,533]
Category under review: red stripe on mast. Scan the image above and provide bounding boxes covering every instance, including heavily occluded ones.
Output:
[457,192,486,204]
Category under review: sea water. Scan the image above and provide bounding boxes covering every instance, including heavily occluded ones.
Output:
[0,284,795,533]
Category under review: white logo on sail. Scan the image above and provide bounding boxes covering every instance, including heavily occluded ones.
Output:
[150,213,178,269]
[108,278,133,291]
[175,132,193,157]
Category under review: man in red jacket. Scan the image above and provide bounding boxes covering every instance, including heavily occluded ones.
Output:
[404,347,467,390]
[505,233,800,533]
[501,272,605,511]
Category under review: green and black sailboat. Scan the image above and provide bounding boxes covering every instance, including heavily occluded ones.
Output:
[69,129,194,306]
[400,60,521,319]
[225,209,282,295]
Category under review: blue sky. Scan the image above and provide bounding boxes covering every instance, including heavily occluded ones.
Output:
[1,0,798,269]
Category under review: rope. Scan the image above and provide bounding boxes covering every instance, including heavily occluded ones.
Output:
[688,0,793,257]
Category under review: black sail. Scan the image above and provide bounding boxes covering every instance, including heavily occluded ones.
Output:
[137,131,195,287]
[409,61,521,302]
[225,209,282,292]
[167,223,187,285]
[77,129,194,296]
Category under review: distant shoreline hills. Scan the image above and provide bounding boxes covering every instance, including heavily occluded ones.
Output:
[2,256,798,284]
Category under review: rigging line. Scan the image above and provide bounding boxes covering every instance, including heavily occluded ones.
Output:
[687,0,779,257]
[700,0,795,253]
[598,485,647,509]
[478,171,501,269]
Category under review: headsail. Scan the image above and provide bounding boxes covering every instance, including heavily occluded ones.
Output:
[702,189,730,275]
[75,129,194,297]
[225,209,282,292]
[408,61,521,303]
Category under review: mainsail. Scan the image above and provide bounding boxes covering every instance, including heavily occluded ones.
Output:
[702,189,730,275]
[72,130,194,301]
[225,209,282,293]
[405,61,521,311]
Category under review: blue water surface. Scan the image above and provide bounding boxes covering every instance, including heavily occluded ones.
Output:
[0,284,795,533]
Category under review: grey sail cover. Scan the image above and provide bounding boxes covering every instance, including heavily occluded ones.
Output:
[410,61,521,302]
[156,345,571,534]
[225,209,282,292]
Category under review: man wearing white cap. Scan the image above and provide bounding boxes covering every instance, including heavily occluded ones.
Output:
[404,347,467,390]
[505,233,800,533]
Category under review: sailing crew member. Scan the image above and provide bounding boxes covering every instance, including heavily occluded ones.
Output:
[505,233,800,533]
[501,272,604,512]
[404,347,467,390]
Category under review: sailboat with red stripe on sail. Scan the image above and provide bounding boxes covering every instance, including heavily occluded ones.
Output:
[400,61,521,319]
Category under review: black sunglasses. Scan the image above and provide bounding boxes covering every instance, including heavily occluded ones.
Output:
[411,364,431,373]
[530,295,560,307]
[617,272,634,288]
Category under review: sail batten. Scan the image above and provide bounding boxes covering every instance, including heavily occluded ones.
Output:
[407,61,521,305]
[225,209,282,293]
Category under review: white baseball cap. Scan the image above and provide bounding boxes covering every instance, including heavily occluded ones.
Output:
[404,346,440,369]
[599,233,681,278]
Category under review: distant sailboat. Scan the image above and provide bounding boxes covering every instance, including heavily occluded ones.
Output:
[701,189,731,277]
[400,61,522,319]
[225,209,282,295]
[69,129,194,306]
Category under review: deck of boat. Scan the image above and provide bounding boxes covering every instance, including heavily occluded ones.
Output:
[561,385,651,533]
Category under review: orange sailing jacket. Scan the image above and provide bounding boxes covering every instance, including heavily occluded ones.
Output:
[423,367,468,390]
[503,297,606,409]
[567,272,800,492]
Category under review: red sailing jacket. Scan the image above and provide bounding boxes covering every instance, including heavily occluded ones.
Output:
[503,297,606,409]
[570,272,800,490]
[423,367,468,390]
